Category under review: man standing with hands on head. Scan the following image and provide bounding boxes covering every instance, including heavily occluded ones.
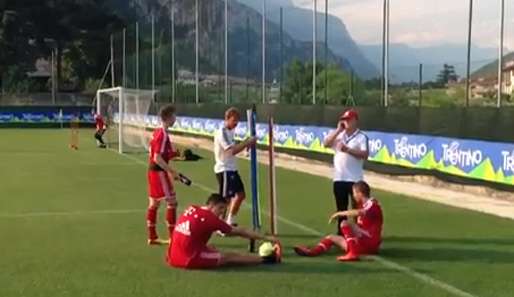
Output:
[323,109,369,234]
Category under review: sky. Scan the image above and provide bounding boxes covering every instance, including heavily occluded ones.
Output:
[293,0,514,49]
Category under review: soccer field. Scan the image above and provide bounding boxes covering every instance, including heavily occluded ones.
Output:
[2,129,514,297]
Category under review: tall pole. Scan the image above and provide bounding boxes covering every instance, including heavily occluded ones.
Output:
[136,22,139,90]
[312,0,317,105]
[384,0,390,107]
[419,63,423,107]
[497,0,505,108]
[247,16,250,102]
[381,0,387,107]
[122,28,126,87]
[110,34,115,87]
[51,49,56,104]
[280,7,283,103]
[171,0,176,103]
[262,0,266,104]
[225,0,229,104]
[465,0,473,107]
[151,13,156,94]
[195,0,199,104]
[324,0,328,104]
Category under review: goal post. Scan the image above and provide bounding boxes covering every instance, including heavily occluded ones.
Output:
[96,87,156,154]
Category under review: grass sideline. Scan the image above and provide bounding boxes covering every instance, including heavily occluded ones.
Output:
[1,129,514,297]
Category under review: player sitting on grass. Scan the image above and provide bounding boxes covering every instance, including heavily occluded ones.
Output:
[167,193,282,269]
[294,181,383,262]
[214,107,256,226]
[147,105,181,245]
[93,112,107,148]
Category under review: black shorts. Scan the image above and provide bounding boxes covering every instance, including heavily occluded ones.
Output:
[216,171,245,199]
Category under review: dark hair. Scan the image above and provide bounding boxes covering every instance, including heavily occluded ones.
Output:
[206,193,228,206]
[353,181,371,197]
[159,105,176,121]
[224,107,240,120]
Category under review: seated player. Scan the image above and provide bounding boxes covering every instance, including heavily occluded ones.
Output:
[167,193,282,269]
[294,181,383,262]
[94,112,107,148]
[147,105,181,245]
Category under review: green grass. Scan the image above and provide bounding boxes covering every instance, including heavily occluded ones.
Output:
[1,129,514,297]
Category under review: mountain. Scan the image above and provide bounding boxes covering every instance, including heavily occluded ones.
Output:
[471,52,514,79]
[360,43,498,83]
[236,0,379,79]
[117,0,352,82]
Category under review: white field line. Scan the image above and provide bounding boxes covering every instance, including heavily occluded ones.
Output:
[113,149,478,297]
[0,209,143,218]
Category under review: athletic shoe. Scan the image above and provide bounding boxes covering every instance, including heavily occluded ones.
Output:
[336,252,359,262]
[293,245,311,257]
[147,238,170,245]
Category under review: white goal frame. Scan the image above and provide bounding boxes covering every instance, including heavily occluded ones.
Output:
[96,87,156,154]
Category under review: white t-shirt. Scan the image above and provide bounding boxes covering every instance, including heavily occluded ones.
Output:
[332,129,369,182]
[214,126,237,173]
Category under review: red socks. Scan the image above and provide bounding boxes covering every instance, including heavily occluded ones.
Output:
[146,207,158,240]
[309,237,334,256]
[166,206,177,237]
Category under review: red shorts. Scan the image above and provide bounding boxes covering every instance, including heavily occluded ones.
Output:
[170,246,222,270]
[341,225,380,255]
[148,171,176,200]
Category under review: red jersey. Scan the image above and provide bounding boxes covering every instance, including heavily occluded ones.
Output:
[357,198,383,245]
[167,205,232,267]
[94,114,105,131]
[149,127,176,165]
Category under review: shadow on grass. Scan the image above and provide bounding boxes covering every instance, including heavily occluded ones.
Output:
[384,236,514,246]
[214,260,394,275]
[380,246,514,264]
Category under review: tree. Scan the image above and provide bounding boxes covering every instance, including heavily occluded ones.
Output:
[436,64,458,87]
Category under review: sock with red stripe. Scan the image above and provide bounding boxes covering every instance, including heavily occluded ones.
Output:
[146,207,158,240]
[309,237,334,256]
[166,206,177,238]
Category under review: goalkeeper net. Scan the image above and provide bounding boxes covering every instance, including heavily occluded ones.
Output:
[96,87,156,154]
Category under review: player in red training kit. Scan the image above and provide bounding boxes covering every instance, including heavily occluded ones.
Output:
[167,193,282,269]
[147,105,181,245]
[294,181,383,262]
[94,113,107,148]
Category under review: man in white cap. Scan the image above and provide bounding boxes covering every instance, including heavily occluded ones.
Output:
[323,109,369,233]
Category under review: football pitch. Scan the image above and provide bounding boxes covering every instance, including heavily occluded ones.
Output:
[2,129,514,297]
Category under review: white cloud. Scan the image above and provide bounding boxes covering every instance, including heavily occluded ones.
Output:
[291,0,513,48]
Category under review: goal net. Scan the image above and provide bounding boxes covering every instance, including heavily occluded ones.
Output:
[96,87,156,154]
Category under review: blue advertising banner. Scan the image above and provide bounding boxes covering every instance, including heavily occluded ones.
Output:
[0,111,94,123]
[166,116,514,186]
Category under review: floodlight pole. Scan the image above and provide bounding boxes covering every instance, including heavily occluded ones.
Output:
[225,0,229,104]
[195,0,199,104]
[465,0,473,107]
[497,0,505,108]
[136,22,140,90]
[151,13,156,95]
[122,28,126,88]
[171,0,176,103]
[312,0,317,105]
[110,34,115,87]
[262,0,266,104]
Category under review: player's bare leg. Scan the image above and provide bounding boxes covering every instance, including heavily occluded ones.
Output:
[220,243,281,266]
[147,198,168,245]
[226,192,245,226]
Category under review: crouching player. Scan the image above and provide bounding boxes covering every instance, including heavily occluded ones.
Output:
[294,181,383,262]
[167,193,282,269]
[147,105,181,245]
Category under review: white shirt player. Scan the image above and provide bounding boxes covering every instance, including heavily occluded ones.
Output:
[214,126,237,173]
[333,129,369,182]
